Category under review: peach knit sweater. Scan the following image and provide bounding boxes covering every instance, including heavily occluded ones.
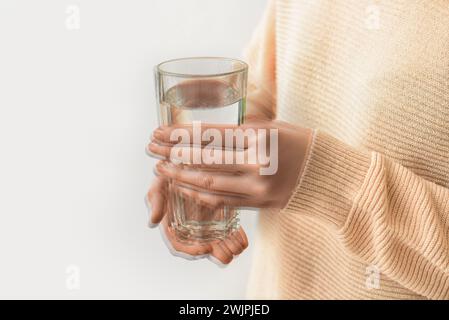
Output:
[245,0,449,299]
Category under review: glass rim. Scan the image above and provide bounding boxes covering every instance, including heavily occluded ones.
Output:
[155,57,248,78]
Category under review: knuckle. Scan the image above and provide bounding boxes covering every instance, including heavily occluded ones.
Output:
[254,181,270,197]
[254,163,263,173]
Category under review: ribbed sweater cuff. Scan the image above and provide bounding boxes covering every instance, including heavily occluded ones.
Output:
[283,130,372,228]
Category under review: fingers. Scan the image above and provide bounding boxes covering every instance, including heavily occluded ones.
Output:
[147,161,251,265]
[166,172,267,208]
[147,142,258,170]
[153,124,241,147]
[221,233,244,256]
[173,183,254,208]
[209,228,248,265]
[235,227,249,250]
[156,161,252,196]
[145,175,167,227]
[160,217,249,266]
[209,242,233,265]
[161,219,212,259]
[148,119,274,162]
[152,119,271,147]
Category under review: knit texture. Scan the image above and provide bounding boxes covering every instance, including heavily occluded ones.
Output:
[245,0,449,299]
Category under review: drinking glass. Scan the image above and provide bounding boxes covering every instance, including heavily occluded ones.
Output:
[154,57,248,244]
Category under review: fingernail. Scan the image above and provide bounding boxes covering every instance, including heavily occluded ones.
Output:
[207,255,228,268]
[145,144,155,157]
[153,129,163,140]
[145,144,166,160]
[148,221,159,229]
[194,254,209,260]
[144,195,158,228]
[156,161,169,172]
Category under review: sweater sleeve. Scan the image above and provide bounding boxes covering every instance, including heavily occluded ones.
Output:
[242,0,276,121]
[283,129,449,299]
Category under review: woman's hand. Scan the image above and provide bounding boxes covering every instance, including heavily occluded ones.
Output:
[148,120,313,209]
[145,174,249,266]
[145,119,312,265]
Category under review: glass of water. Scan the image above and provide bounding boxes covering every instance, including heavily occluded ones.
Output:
[154,57,248,244]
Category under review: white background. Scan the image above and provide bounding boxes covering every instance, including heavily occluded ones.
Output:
[0,0,266,299]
